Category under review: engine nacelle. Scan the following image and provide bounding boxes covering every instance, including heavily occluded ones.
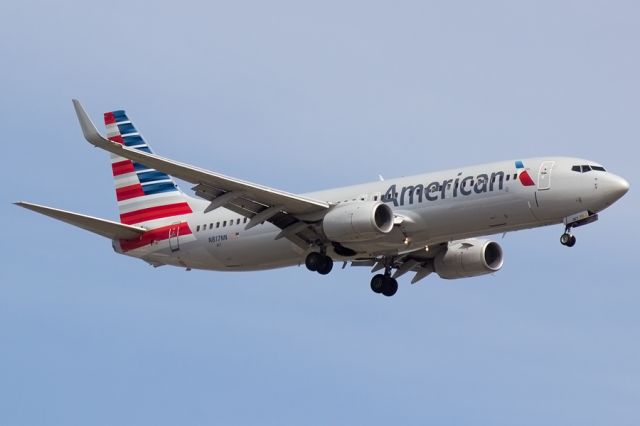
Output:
[322,201,394,242]
[434,239,504,279]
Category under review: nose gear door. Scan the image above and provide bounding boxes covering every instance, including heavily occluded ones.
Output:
[538,161,555,190]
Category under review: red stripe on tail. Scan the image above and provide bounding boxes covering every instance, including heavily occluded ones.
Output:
[116,184,145,201]
[120,202,193,225]
[104,112,116,125]
[119,222,192,252]
[112,160,135,176]
[109,135,124,144]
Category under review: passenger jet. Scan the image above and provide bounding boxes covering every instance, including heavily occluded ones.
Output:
[16,100,630,296]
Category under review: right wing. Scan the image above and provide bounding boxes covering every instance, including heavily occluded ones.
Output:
[72,100,330,224]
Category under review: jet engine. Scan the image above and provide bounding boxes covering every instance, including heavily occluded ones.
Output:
[322,201,394,242]
[434,239,504,279]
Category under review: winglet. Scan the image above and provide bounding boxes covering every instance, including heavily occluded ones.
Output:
[72,99,105,146]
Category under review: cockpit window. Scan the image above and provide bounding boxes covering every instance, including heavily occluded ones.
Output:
[572,164,606,173]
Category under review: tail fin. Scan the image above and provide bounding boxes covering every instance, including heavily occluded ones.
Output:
[104,110,194,226]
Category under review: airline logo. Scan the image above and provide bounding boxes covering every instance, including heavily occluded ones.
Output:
[515,161,535,186]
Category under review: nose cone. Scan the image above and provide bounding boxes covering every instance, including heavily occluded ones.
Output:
[603,174,630,204]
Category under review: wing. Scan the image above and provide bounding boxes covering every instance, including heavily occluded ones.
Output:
[351,243,448,284]
[15,201,146,240]
[72,100,330,235]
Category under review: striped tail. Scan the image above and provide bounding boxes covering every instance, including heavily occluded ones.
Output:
[105,110,195,226]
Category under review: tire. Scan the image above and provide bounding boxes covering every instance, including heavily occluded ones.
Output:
[317,256,333,275]
[560,233,571,246]
[567,235,576,247]
[370,274,385,293]
[381,277,398,297]
[305,252,323,271]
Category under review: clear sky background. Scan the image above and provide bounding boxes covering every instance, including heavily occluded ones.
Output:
[1,1,638,425]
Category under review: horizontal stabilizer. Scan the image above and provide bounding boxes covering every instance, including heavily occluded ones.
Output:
[15,201,146,240]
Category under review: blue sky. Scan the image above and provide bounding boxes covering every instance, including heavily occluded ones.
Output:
[1,1,638,424]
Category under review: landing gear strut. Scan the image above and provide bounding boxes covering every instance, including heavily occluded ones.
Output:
[370,270,398,297]
[560,226,576,247]
[305,252,333,275]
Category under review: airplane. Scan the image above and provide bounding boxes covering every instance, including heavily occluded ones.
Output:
[16,100,630,297]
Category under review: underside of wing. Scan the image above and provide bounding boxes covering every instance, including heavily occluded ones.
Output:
[351,243,447,284]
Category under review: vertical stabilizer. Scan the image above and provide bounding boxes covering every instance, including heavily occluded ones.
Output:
[105,110,195,226]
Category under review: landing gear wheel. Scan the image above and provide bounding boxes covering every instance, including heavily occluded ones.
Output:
[567,235,576,247]
[381,276,398,297]
[316,255,334,275]
[305,252,323,271]
[370,274,385,294]
[560,233,572,246]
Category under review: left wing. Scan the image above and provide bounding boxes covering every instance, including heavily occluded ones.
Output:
[72,100,330,244]
[352,243,447,284]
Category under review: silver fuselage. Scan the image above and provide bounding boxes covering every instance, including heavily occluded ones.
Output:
[120,157,629,271]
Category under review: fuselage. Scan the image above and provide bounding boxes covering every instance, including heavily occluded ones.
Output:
[118,156,629,271]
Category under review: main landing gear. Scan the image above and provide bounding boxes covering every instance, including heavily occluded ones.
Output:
[305,251,399,297]
[305,252,333,275]
[370,272,398,297]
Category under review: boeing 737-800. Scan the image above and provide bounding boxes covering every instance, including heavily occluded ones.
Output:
[16,100,630,296]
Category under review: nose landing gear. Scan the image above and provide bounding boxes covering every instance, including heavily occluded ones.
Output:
[560,211,599,248]
[560,232,576,247]
[560,225,577,247]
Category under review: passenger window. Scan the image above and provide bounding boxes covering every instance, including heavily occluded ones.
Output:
[506,174,510,181]
[236,218,240,225]
[244,217,248,223]
[513,174,517,179]
[209,224,213,230]
[216,222,220,228]
[223,221,227,227]
[373,195,378,201]
[196,225,200,232]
